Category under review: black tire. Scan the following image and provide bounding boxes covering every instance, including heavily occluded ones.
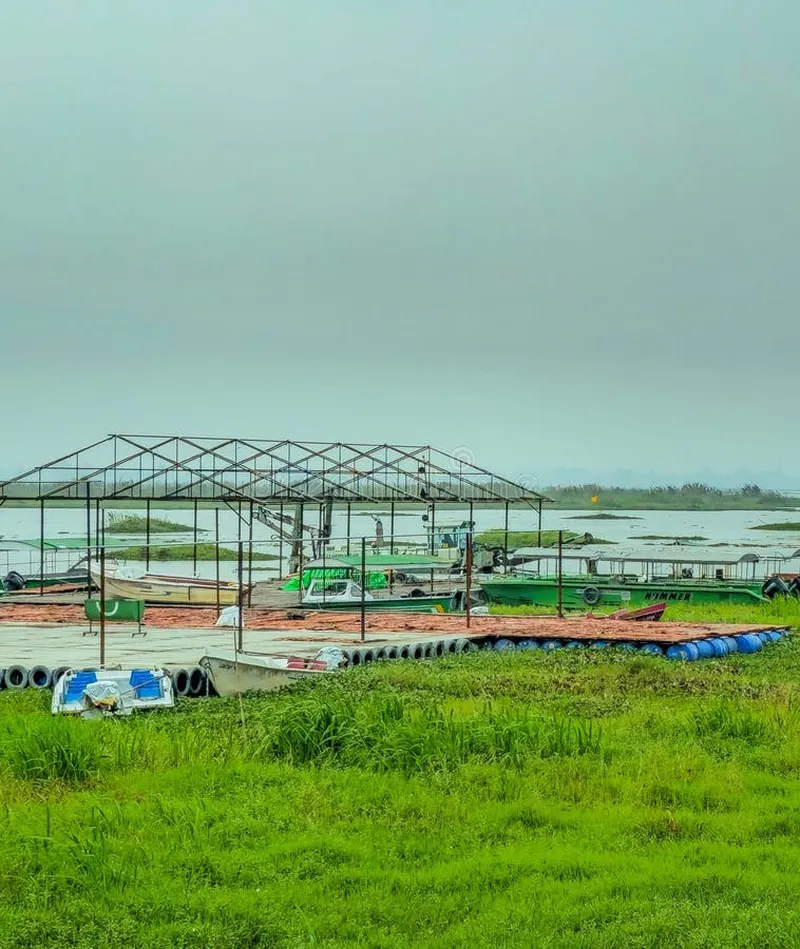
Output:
[187,666,206,697]
[399,644,412,659]
[3,571,25,592]
[582,586,601,606]
[375,647,389,661]
[452,638,471,654]
[51,666,70,688]
[410,643,425,660]
[4,665,28,690]
[28,665,52,689]
[409,588,426,598]
[173,668,191,696]
[763,576,791,599]
[383,645,400,660]
[0,668,5,690]
[422,642,436,659]
[360,648,376,664]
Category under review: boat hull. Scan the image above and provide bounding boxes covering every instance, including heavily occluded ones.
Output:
[200,652,330,697]
[90,565,245,605]
[303,594,454,614]
[480,577,766,608]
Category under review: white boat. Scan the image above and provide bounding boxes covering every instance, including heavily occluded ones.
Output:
[90,561,249,606]
[199,647,344,697]
[52,667,174,716]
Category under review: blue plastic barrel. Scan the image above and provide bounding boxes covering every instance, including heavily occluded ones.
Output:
[541,639,562,651]
[709,638,728,657]
[694,639,716,659]
[768,630,784,643]
[590,641,610,650]
[734,634,763,654]
[721,637,739,654]
[639,643,663,656]
[494,639,516,651]
[666,642,700,661]
[564,640,583,649]
[517,639,539,650]
[617,642,637,652]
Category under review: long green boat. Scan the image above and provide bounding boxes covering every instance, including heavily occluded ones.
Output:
[479,544,796,609]
[480,575,766,608]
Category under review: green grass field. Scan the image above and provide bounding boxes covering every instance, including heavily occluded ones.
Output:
[2,636,800,947]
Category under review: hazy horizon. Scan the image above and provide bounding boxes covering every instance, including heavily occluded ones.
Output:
[2,3,797,485]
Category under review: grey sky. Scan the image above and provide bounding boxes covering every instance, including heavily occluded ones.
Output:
[1,2,798,486]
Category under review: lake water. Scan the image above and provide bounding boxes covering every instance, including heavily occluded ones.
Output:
[1,505,799,582]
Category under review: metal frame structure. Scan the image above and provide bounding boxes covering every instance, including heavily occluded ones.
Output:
[0,435,550,508]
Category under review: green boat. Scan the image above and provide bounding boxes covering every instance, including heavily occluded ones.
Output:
[479,544,790,609]
[301,578,458,613]
[480,575,766,608]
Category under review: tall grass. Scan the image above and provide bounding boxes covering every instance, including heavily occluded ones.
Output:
[258,688,602,772]
[0,717,104,784]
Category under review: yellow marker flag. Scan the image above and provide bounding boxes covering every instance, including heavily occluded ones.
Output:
[591,496,599,504]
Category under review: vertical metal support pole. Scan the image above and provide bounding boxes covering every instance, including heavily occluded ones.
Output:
[503,501,510,575]
[85,482,93,599]
[214,507,221,618]
[557,529,564,619]
[465,529,473,629]
[298,543,304,608]
[537,500,543,547]
[346,504,351,556]
[430,568,434,594]
[390,502,395,555]
[430,504,436,555]
[99,544,106,668]
[145,499,151,571]
[322,527,326,609]
[237,541,244,652]
[192,500,198,575]
[247,501,254,608]
[94,500,100,550]
[278,502,284,578]
[39,499,45,596]
[360,536,366,642]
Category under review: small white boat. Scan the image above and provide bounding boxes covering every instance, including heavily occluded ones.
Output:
[90,562,249,606]
[52,668,175,716]
[199,647,344,697]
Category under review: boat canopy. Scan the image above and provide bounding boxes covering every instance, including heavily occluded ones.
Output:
[303,553,445,571]
[512,545,800,565]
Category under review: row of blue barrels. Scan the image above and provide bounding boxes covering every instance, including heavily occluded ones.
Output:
[0,664,210,697]
[491,629,788,659]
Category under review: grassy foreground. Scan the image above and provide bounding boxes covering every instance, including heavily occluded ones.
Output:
[2,643,800,947]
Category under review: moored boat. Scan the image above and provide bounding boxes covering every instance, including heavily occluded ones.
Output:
[90,562,249,605]
[301,577,459,613]
[479,545,796,609]
[199,648,344,697]
[52,667,174,716]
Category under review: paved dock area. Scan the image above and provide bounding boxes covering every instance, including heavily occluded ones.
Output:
[0,622,452,669]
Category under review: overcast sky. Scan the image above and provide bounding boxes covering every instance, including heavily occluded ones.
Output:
[1,2,797,487]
